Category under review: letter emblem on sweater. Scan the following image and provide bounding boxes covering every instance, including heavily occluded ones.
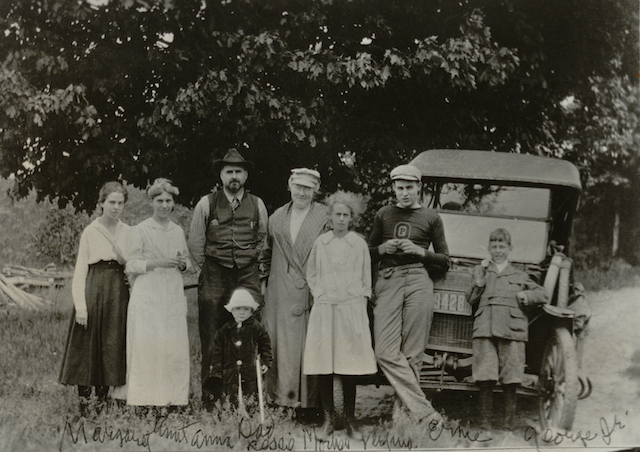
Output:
[394,222,411,239]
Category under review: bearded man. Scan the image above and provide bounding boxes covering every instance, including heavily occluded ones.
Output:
[188,148,268,408]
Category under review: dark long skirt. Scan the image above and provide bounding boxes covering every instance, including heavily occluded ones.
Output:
[59,260,129,387]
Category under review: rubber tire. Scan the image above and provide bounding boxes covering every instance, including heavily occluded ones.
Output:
[538,327,579,430]
[332,375,345,430]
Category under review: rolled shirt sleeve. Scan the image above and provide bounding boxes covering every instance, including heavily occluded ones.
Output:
[255,197,268,257]
[71,230,91,317]
[188,196,210,269]
[125,226,148,275]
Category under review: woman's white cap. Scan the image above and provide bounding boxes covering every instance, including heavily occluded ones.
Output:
[290,168,321,189]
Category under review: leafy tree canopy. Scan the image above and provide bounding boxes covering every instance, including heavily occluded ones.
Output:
[0,0,637,212]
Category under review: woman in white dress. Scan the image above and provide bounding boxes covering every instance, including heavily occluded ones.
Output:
[116,178,191,407]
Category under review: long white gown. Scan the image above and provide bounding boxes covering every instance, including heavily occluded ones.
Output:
[116,217,190,406]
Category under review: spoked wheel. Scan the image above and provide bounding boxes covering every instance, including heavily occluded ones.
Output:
[332,375,345,430]
[538,327,579,430]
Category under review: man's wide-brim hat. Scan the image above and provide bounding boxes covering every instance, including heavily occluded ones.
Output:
[213,148,252,172]
[225,289,260,312]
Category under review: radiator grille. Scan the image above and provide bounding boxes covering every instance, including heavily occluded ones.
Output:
[427,312,473,353]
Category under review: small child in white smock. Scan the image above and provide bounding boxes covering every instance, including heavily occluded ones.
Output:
[303,190,377,438]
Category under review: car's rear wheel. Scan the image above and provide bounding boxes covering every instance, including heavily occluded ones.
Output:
[538,327,579,430]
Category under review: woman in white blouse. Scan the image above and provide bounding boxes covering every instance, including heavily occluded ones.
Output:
[59,182,130,415]
[114,178,191,408]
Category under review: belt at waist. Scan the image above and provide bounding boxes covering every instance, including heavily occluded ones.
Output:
[379,262,424,272]
[314,297,364,305]
[378,262,424,279]
[203,256,256,270]
[89,260,123,270]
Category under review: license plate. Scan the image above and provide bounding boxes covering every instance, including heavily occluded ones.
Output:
[434,291,472,316]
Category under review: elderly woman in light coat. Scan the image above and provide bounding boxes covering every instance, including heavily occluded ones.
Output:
[259,168,330,414]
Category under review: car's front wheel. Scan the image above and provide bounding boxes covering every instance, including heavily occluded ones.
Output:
[538,327,579,430]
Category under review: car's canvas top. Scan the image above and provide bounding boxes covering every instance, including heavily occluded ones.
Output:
[410,150,581,191]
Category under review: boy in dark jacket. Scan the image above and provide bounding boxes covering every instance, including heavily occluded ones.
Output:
[466,228,548,430]
[204,288,272,410]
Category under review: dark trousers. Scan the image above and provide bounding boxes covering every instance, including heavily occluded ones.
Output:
[198,258,262,402]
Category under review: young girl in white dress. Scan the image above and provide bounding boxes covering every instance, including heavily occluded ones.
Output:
[114,178,191,409]
[303,190,376,437]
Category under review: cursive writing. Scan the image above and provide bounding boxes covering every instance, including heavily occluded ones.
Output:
[300,426,351,451]
[361,431,413,451]
[151,416,197,445]
[427,419,492,443]
[526,426,598,448]
[59,417,234,451]
[524,413,626,448]
[239,417,295,451]
[600,414,625,445]
[59,419,150,451]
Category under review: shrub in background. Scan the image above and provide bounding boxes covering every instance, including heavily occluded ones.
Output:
[0,180,48,266]
[32,203,90,266]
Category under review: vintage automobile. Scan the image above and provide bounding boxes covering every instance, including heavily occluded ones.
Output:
[409,149,592,431]
[333,149,592,432]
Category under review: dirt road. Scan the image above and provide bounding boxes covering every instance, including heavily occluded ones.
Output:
[570,287,640,448]
[355,287,640,449]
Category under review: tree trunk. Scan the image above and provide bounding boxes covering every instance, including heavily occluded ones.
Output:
[612,206,619,258]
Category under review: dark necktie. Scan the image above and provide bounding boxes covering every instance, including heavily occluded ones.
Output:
[231,197,240,212]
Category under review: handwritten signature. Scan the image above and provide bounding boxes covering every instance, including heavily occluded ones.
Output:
[524,413,626,448]
[58,411,628,451]
[239,417,296,451]
[427,419,492,443]
[299,426,413,451]
[59,417,234,452]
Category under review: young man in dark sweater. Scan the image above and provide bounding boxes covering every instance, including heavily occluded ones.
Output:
[368,164,450,423]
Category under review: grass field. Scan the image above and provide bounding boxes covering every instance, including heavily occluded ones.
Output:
[0,284,507,452]
[3,269,637,451]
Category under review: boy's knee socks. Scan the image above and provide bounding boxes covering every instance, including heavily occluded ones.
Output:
[477,381,495,429]
[503,384,518,429]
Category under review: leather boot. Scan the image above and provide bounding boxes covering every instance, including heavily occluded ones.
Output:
[343,377,359,437]
[477,381,495,430]
[79,398,90,418]
[503,384,517,430]
[317,376,334,439]
[78,385,91,418]
[317,409,334,439]
[95,385,109,415]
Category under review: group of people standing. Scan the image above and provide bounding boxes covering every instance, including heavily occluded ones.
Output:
[58,148,452,435]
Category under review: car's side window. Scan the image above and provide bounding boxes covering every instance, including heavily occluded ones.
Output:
[423,183,551,219]
[422,182,552,263]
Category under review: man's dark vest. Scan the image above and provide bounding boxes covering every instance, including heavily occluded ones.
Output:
[204,191,260,268]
